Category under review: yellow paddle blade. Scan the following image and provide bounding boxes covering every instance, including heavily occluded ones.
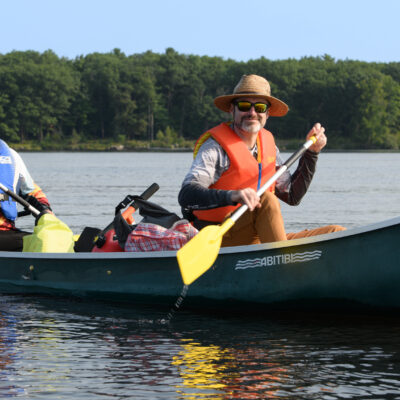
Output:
[177,218,234,285]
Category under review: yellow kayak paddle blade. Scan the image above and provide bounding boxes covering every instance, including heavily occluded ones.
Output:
[177,218,234,285]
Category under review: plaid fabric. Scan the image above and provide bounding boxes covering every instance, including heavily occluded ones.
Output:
[124,220,198,252]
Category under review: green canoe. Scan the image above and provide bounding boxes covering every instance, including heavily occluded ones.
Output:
[0,216,399,310]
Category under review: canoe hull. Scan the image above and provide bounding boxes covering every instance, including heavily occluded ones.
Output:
[0,217,399,310]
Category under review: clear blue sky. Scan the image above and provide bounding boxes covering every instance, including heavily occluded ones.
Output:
[1,0,399,62]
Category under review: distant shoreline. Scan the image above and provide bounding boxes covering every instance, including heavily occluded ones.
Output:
[11,141,400,153]
[14,147,400,153]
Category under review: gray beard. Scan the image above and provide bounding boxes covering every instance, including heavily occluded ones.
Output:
[240,119,261,133]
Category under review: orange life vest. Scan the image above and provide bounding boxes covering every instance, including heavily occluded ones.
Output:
[193,123,276,222]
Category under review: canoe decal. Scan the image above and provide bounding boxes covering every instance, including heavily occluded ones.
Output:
[235,250,322,270]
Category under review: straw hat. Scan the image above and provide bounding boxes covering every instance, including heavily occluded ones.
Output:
[214,74,289,117]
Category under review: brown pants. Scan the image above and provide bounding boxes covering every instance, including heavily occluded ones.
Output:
[221,192,346,247]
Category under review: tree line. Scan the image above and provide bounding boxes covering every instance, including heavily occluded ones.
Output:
[0,48,399,150]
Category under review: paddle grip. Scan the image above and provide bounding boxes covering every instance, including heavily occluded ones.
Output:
[283,137,315,170]
[121,183,160,223]
[136,182,159,203]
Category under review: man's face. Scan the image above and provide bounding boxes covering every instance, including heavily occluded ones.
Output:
[230,97,269,134]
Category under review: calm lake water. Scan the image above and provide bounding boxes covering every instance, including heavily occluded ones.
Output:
[1,151,400,399]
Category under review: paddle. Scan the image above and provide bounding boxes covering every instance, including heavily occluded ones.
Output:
[0,182,41,217]
[177,136,317,285]
[0,182,75,252]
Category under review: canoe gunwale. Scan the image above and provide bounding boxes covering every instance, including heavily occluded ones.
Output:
[220,215,400,255]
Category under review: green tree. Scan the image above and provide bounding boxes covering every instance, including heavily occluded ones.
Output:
[0,50,79,142]
[0,49,399,149]
[353,72,400,148]
[79,51,122,139]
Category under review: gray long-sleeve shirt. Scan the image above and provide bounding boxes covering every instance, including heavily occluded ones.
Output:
[178,137,319,221]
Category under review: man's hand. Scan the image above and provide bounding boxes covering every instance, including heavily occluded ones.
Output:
[230,188,261,211]
[307,122,327,153]
[23,194,52,214]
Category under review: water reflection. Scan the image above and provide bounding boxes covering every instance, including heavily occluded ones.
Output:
[173,341,234,396]
[172,340,292,399]
[0,296,399,399]
[170,313,400,399]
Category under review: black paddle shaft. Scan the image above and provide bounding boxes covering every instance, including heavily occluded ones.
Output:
[114,182,159,215]
[234,138,315,223]
[283,142,311,169]
[0,182,40,216]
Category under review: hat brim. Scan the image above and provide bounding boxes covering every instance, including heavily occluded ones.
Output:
[214,94,289,117]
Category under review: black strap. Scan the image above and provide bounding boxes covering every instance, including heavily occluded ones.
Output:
[130,197,181,228]
[113,212,135,248]
[17,209,32,217]
[114,194,135,215]
[113,198,182,248]
[93,183,160,249]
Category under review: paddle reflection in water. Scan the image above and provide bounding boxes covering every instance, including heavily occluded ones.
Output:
[172,316,400,399]
[172,340,291,399]
[0,295,399,399]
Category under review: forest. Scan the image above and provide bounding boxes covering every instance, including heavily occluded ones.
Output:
[0,48,399,150]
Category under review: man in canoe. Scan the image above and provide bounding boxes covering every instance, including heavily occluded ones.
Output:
[178,74,345,246]
[0,139,52,251]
